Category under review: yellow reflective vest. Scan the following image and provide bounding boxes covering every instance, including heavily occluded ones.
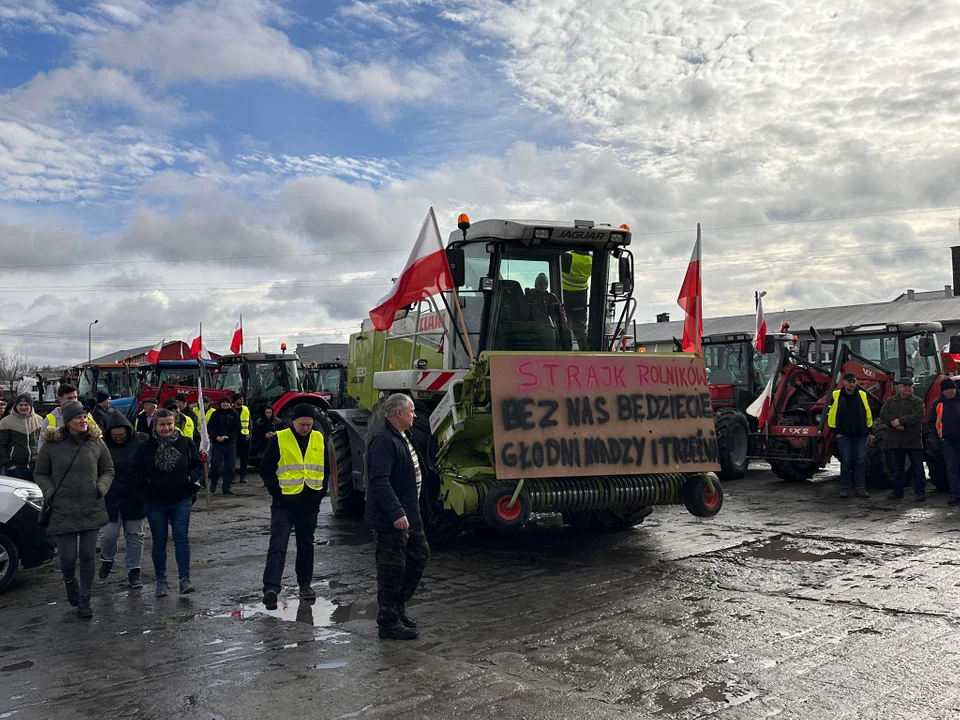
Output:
[180,414,195,439]
[827,389,873,430]
[561,251,592,293]
[45,411,99,431]
[276,428,324,495]
[238,405,250,437]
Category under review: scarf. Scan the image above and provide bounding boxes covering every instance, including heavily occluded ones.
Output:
[153,430,183,473]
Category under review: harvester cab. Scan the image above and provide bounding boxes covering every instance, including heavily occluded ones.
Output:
[322,216,723,540]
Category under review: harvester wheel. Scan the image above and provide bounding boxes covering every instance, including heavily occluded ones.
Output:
[410,401,465,542]
[316,412,364,517]
[865,441,893,489]
[770,460,819,482]
[482,483,531,532]
[713,408,750,480]
[683,473,724,518]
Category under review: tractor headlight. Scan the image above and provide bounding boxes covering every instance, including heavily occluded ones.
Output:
[14,486,44,511]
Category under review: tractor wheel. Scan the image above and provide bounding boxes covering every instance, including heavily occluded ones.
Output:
[770,460,819,482]
[865,441,893,489]
[409,400,465,542]
[316,412,364,517]
[562,506,653,532]
[925,433,948,493]
[482,483,532,532]
[713,408,750,480]
[683,474,724,517]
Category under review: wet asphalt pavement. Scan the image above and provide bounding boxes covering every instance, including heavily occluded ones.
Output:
[3,465,960,720]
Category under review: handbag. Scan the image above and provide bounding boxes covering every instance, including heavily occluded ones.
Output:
[37,442,86,528]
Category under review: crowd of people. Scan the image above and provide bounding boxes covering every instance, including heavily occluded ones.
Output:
[0,386,430,640]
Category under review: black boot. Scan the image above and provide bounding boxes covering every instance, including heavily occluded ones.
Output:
[64,578,80,607]
[263,589,278,610]
[128,569,143,589]
[77,594,93,619]
[98,560,114,580]
[378,622,418,640]
[399,607,418,629]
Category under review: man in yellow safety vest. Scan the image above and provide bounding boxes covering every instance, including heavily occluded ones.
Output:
[561,250,592,350]
[39,383,98,450]
[233,393,251,484]
[259,404,324,610]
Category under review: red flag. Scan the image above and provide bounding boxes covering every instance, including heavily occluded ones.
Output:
[230,318,243,355]
[369,208,453,332]
[186,325,211,361]
[754,294,767,353]
[676,224,703,355]
[145,339,164,365]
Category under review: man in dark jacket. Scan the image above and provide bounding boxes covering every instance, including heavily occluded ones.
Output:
[135,398,158,434]
[881,377,927,500]
[90,391,114,430]
[366,393,429,641]
[207,396,240,495]
[929,378,960,503]
[260,404,325,610]
[100,413,148,588]
[827,373,874,498]
[0,394,43,480]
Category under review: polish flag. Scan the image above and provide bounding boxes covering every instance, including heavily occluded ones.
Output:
[145,339,164,365]
[754,294,767,353]
[369,208,454,332]
[676,224,703,355]
[197,374,210,455]
[230,318,243,355]
[186,325,211,361]
[747,369,776,428]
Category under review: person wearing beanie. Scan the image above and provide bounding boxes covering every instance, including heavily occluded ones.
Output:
[0,394,43,481]
[881,377,927,501]
[34,400,115,619]
[90,390,114,431]
[207,396,241,495]
[259,403,325,610]
[929,378,960,504]
[40,383,99,451]
[827,373,874,499]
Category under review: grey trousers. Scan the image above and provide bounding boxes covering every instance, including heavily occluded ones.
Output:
[57,529,98,595]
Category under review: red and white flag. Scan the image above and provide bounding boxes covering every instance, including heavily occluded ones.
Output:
[369,208,454,332]
[196,373,210,455]
[754,294,767,353]
[747,369,776,428]
[145,339,164,365]
[676,224,703,355]
[230,318,243,355]
[186,325,211,361]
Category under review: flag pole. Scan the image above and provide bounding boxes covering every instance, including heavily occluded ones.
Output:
[239,314,243,355]
[432,209,475,364]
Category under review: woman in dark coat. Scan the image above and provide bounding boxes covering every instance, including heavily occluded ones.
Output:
[99,413,149,589]
[133,409,204,598]
[34,401,114,619]
[252,406,283,457]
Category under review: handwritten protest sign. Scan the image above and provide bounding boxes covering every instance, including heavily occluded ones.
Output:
[489,353,720,480]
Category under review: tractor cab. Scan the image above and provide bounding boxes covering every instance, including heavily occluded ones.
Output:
[146,360,218,389]
[79,362,137,401]
[702,332,796,412]
[302,361,349,409]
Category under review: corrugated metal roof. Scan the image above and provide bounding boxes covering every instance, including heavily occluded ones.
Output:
[87,344,153,364]
[296,343,349,364]
[893,289,954,302]
[634,294,960,345]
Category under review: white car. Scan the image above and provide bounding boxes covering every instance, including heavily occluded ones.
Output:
[0,475,56,593]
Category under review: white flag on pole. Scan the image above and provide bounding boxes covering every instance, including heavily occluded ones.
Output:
[197,373,211,455]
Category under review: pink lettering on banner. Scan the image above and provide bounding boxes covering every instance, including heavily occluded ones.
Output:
[517,361,538,390]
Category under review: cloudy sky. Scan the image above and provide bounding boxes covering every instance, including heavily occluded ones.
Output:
[2,0,960,366]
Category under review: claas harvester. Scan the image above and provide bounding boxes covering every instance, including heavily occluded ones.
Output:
[317,216,725,540]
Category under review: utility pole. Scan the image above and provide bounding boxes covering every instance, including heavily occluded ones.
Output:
[88,319,99,363]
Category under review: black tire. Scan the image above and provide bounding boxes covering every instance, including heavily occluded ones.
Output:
[770,460,819,482]
[0,531,20,594]
[925,432,948,493]
[562,506,652,531]
[683,474,724,517]
[714,408,750,480]
[316,412,364,517]
[482,483,532,532]
[409,399,465,542]
[865,441,892,489]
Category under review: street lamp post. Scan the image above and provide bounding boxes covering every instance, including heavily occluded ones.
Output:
[88,320,99,364]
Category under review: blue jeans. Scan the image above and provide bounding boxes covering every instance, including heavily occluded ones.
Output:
[6,466,34,481]
[944,441,960,499]
[837,436,867,489]
[888,448,926,496]
[145,498,191,582]
[209,443,236,492]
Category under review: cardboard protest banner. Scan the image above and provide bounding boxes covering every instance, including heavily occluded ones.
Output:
[489,352,720,480]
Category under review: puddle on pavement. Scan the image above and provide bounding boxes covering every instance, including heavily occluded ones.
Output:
[0,662,32,673]
[315,661,347,669]
[739,537,860,562]
[651,682,758,714]
[219,593,377,628]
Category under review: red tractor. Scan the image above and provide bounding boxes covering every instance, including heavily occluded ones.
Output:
[753,322,954,488]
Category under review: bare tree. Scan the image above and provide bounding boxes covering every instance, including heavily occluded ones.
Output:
[0,348,34,397]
